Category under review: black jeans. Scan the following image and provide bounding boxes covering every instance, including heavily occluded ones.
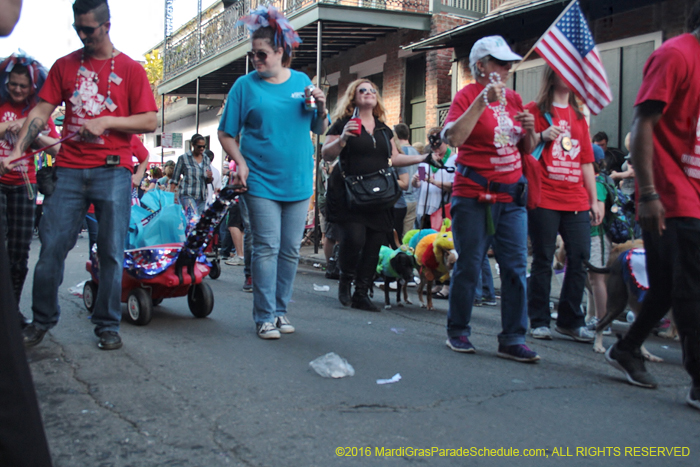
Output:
[528,208,590,329]
[338,221,385,288]
[621,218,700,387]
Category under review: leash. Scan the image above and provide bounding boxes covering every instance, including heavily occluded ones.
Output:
[0,130,77,200]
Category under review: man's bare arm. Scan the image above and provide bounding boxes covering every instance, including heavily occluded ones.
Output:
[630,100,664,235]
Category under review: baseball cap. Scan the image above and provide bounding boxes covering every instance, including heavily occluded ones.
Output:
[469,35,522,68]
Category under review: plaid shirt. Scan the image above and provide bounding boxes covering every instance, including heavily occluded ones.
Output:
[171,151,211,200]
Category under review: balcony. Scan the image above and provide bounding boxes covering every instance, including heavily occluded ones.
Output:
[161,0,489,94]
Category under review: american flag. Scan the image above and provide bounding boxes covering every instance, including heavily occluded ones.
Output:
[534,0,612,115]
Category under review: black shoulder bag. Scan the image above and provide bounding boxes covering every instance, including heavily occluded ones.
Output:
[338,129,401,212]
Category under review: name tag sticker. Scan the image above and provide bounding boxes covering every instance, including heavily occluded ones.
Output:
[109,72,123,85]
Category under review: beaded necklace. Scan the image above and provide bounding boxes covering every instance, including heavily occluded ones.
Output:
[72,48,115,117]
[482,72,508,133]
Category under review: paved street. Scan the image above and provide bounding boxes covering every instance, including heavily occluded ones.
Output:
[19,235,698,466]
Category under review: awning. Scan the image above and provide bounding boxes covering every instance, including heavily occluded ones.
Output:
[404,0,661,58]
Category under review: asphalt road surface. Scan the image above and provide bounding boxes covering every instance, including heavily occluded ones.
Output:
[18,235,698,466]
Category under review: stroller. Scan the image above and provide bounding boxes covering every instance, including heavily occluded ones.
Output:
[83,185,244,325]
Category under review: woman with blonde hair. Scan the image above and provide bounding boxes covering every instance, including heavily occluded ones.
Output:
[323,79,425,311]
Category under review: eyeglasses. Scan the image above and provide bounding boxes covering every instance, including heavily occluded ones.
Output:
[194,145,206,149]
[357,87,377,95]
[73,21,106,36]
[247,50,268,61]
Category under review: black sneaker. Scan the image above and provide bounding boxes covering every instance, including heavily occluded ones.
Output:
[97,331,123,350]
[605,342,658,388]
[23,324,47,347]
[497,344,540,363]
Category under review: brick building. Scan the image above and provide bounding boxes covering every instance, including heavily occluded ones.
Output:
[407,0,697,149]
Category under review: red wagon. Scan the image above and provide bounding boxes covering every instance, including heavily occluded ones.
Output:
[82,186,244,326]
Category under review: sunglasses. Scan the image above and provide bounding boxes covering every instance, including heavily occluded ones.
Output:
[489,56,511,67]
[73,21,106,36]
[194,145,206,149]
[357,87,377,95]
[247,50,268,61]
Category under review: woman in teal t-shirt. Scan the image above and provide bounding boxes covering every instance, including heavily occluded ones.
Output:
[218,6,328,339]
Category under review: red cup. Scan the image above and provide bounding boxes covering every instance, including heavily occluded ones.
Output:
[349,117,362,135]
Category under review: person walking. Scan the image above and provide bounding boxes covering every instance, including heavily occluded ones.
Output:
[322,79,425,311]
[0,0,158,350]
[605,2,700,411]
[0,52,60,311]
[218,6,328,339]
[525,66,601,342]
[442,36,539,362]
[170,134,212,216]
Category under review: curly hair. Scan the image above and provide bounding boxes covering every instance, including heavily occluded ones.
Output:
[73,0,110,22]
[331,79,387,122]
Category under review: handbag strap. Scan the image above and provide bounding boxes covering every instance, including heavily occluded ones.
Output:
[337,125,393,176]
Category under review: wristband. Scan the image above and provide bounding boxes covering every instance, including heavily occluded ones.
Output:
[638,192,660,203]
[540,132,545,142]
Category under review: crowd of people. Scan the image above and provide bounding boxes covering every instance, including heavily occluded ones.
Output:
[1,7,699,457]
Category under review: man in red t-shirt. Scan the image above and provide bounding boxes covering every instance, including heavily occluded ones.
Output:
[605,2,700,412]
[0,0,157,351]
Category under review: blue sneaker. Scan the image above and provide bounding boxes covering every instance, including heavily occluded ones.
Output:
[446,336,476,353]
[497,344,540,363]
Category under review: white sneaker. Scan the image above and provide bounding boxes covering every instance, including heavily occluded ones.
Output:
[225,256,244,266]
[256,322,281,339]
[555,325,596,343]
[529,326,553,340]
[275,315,295,334]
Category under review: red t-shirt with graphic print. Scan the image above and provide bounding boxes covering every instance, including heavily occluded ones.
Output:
[0,100,60,185]
[444,82,525,203]
[525,102,594,211]
[39,49,157,171]
[635,33,700,219]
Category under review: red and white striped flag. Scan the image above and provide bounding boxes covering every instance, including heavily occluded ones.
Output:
[534,0,612,115]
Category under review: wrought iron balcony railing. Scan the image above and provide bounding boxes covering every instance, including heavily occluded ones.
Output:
[163,0,489,82]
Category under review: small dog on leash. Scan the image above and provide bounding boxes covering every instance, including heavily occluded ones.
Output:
[375,245,415,309]
[585,239,669,362]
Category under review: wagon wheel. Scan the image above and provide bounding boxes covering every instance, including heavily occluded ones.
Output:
[83,280,97,313]
[125,288,153,326]
[188,282,214,318]
[208,260,221,280]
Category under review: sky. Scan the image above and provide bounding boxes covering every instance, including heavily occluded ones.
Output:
[0,0,218,68]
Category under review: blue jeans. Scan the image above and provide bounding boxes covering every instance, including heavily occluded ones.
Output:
[527,208,590,330]
[239,195,253,277]
[32,167,132,333]
[475,251,495,301]
[447,196,528,345]
[243,193,308,324]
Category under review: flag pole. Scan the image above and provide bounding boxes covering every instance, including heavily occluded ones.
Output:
[509,0,578,76]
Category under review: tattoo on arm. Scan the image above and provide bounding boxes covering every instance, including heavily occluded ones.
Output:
[20,118,45,153]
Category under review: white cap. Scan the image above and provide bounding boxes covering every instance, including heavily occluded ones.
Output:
[469,35,522,68]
